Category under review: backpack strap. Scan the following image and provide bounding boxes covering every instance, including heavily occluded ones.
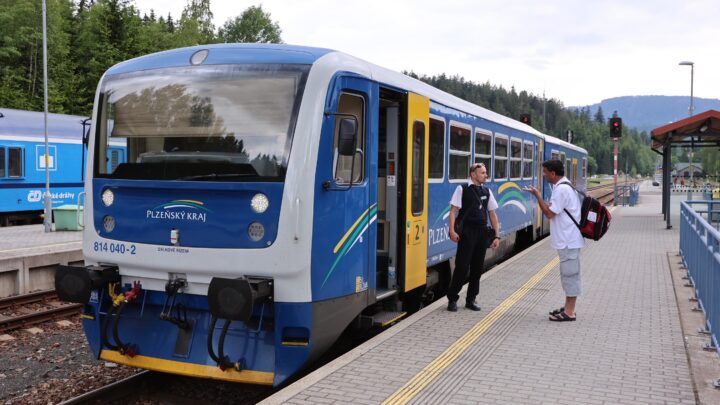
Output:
[563,208,581,229]
[556,182,582,230]
[556,181,586,197]
[478,185,491,217]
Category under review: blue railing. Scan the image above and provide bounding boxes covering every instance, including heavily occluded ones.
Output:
[616,184,640,206]
[680,200,720,354]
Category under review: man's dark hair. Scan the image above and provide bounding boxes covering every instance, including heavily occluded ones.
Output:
[542,159,564,176]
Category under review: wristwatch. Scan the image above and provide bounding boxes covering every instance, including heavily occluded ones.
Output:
[493,236,500,240]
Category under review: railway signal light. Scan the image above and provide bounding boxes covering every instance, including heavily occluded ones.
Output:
[609,117,622,138]
[520,113,531,125]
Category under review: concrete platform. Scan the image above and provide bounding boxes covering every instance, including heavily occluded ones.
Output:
[0,225,82,297]
[262,181,719,405]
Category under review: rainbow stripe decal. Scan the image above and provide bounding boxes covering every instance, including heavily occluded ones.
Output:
[433,205,451,226]
[497,182,529,214]
[322,203,378,288]
[152,200,211,212]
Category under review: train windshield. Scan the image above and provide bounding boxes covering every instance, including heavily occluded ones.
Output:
[94,64,310,181]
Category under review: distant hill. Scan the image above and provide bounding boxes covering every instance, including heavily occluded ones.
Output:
[573,96,720,133]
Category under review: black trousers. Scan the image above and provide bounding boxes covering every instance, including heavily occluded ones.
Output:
[447,224,488,303]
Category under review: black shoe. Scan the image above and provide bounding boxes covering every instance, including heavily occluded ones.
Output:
[447,301,458,312]
[465,302,481,311]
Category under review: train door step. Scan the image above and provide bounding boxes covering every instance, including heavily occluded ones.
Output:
[361,311,406,328]
[375,288,398,301]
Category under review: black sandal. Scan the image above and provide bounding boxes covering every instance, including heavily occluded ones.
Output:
[549,311,576,322]
[549,307,565,316]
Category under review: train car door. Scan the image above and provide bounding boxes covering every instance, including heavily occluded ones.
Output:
[402,93,429,293]
[313,76,374,301]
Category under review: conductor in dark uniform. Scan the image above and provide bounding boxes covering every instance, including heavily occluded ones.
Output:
[447,163,501,312]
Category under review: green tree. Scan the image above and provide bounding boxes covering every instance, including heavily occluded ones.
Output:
[594,106,605,124]
[0,0,75,112]
[586,156,598,175]
[175,0,215,46]
[218,5,282,43]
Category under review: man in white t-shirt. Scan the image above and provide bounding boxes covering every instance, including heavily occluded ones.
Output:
[524,159,584,322]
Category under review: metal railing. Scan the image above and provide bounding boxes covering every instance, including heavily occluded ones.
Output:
[615,184,640,206]
[680,200,720,355]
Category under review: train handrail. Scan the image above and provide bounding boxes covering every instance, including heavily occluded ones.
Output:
[679,201,720,356]
[77,191,85,230]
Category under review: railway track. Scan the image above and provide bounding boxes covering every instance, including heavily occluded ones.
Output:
[0,290,82,333]
[586,180,642,205]
[58,369,276,404]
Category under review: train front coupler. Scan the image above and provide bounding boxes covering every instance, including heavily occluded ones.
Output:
[54,264,120,304]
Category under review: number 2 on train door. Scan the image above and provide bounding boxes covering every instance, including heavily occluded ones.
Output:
[403,93,429,292]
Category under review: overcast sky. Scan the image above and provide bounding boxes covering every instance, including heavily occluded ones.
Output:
[136,0,719,107]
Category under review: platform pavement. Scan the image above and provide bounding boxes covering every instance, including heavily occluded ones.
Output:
[262,181,703,405]
[0,224,82,260]
[0,224,83,296]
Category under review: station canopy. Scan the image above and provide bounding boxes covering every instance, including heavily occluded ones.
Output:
[651,109,720,151]
[651,109,720,229]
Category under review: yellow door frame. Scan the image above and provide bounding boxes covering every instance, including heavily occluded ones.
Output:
[403,93,429,292]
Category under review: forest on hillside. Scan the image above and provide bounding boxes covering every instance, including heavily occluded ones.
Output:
[0,0,281,115]
[405,72,661,176]
[5,0,711,177]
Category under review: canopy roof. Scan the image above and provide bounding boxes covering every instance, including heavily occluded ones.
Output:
[651,109,720,150]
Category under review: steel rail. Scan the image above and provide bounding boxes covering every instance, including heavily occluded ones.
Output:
[0,302,82,333]
[57,370,153,404]
[0,290,58,311]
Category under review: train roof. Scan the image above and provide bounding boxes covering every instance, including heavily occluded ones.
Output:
[338,52,586,154]
[103,43,586,155]
[0,108,87,140]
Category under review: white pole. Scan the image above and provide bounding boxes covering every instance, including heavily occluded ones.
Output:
[42,0,52,232]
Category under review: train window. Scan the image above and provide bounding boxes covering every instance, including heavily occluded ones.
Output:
[551,151,560,161]
[411,121,425,215]
[8,147,23,178]
[334,92,365,184]
[449,124,470,180]
[522,141,533,179]
[559,152,566,169]
[510,138,522,179]
[0,147,5,177]
[428,118,444,180]
[582,158,587,178]
[494,135,508,180]
[474,130,492,178]
[94,64,310,181]
[111,150,120,172]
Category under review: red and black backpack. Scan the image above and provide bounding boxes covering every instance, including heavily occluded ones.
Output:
[558,182,612,241]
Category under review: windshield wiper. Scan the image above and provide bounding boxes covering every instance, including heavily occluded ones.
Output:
[179,173,255,181]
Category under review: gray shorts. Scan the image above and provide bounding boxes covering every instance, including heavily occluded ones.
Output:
[558,248,581,297]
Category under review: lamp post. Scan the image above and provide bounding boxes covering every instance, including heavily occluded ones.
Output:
[679,61,694,200]
[42,0,51,232]
[687,150,694,200]
[678,61,694,116]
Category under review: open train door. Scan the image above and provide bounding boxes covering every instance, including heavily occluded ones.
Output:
[400,93,429,301]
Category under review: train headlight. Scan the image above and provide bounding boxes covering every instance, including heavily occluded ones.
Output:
[101,189,114,207]
[250,193,269,213]
[248,222,265,241]
[103,215,115,232]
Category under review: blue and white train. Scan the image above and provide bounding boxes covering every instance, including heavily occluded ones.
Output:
[0,108,90,225]
[55,44,587,386]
